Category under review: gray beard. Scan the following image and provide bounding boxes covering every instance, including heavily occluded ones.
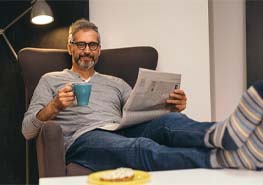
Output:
[76,58,98,70]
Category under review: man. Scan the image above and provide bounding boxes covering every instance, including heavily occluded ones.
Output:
[22,18,262,171]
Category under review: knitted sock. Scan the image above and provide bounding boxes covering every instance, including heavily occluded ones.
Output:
[206,81,263,150]
[210,124,263,170]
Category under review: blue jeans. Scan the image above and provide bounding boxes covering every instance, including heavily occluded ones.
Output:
[66,112,214,171]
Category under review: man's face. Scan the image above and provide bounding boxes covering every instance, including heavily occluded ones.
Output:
[68,29,101,70]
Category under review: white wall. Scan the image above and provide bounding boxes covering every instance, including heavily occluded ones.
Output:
[90,0,211,121]
[209,0,246,121]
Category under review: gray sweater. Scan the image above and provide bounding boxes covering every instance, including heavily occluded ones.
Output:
[22,69,132,150]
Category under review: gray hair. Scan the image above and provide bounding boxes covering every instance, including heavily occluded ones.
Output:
[68,18,101,44]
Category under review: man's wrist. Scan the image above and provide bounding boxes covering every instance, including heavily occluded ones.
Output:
[36,100,61,121]
[49,100,62,114]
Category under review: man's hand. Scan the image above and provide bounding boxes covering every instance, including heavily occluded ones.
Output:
[52,84,75,111]
[37,84,75,121]
[166,89,187,112]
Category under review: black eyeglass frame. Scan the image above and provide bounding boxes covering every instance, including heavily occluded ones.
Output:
[70,41,100,51]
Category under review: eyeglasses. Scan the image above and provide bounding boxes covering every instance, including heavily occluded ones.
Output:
[70,41,100,51]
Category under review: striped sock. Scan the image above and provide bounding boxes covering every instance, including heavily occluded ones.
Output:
[206,81,263,150]
[210,124,263,170]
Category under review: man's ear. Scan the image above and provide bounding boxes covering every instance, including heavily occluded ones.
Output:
[67,43,73,55]
[98,46,101,56]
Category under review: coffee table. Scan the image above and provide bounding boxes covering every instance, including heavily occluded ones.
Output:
[39,169,263,185]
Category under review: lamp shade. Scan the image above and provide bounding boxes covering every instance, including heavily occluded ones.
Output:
[31,0,54,25]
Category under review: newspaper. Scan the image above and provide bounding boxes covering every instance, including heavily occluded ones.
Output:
[100,68,181,131]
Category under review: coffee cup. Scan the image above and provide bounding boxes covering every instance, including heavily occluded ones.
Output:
[72,82,92,106]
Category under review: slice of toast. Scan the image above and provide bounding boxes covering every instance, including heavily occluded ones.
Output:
[100,168,135,181]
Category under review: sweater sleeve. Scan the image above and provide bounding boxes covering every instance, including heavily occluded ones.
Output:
[22,76,54,140]
[121,80,132,107]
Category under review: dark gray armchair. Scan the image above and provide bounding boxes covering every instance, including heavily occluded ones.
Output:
[18,46,158,184]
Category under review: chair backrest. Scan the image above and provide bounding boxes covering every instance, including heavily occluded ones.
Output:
[18,46,158,108]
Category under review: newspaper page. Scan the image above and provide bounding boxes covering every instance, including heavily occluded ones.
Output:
[100,68,181,131]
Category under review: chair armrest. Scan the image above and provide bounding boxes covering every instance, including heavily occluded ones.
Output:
[36,122,66,177]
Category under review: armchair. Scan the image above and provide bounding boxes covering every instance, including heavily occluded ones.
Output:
[18,46,158,183]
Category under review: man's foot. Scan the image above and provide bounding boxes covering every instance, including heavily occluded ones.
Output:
[210,125,263,170]
[206,81,263,150]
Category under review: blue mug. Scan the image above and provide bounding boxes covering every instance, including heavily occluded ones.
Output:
[72,82,92,106]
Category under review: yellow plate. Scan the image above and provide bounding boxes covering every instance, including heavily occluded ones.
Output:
[88,170,150,185]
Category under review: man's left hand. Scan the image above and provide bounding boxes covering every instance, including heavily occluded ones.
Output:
[166,89,187,112]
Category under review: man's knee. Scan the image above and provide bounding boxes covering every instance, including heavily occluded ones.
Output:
[132,137,157,149]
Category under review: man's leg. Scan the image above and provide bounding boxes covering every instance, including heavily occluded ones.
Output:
[66,129,212,171]
[118,112,214,148]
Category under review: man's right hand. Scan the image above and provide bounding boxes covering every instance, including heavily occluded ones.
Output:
[36,84,75,121]
[52,84,75,111]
